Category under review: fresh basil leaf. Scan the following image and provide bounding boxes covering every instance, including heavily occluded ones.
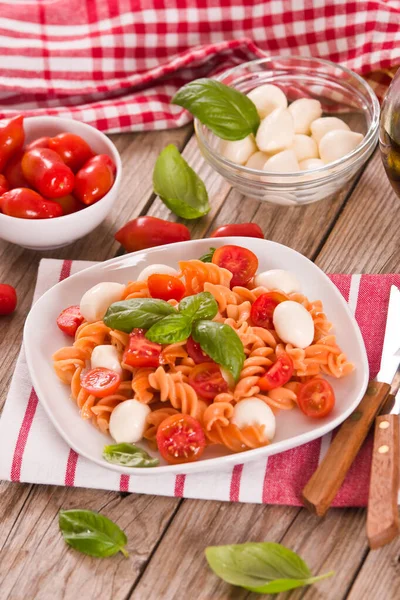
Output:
[103,443,159,468]
[205,542,334,594]
[59,509,129,558]
[172,78,260,141]
[103,298,177,333]
[153,144,210,219]
[192,320,244,381]
[199,247,216,263]
[146,313,192,344]
[179,292,218,321]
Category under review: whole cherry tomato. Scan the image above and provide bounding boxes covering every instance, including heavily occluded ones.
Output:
[92,153,116,175]
[1,188,63,219]
[0,115,24,171]
[115,216,191,252]
[48,133,94,172]
[21,148,75,199]
[212,245,258,287]
[54,194,84,215]
[148,274,186,302]
[0,283,17,315]
[25,136,50,151]
[0,174,9,196]
[74,154,115,205]
[3,150,29,188]
[258,353,294,391]
[156,414,206,464]
[210,223,264,239]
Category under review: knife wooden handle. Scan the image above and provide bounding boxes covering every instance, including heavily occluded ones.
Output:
[302,381,391,517]
[367,413,399,549]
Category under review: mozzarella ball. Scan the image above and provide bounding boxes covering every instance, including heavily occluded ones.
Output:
[254,269,301,294]
[299,158,325,171]
[273,301,314,348]
[137,264,178,281]
[219,135,257,165]
[319,130,364,164]
[291,134,318,163]
[109,400,151,444]
[91,345,122,376]
[310,117,350,144]
[80,282,125,322]
[256,108,294,154]
[288,99,322,134]
[247,84,288,119]
[232,398,276,441]
[245,151,270,170]
[263,149,300,173]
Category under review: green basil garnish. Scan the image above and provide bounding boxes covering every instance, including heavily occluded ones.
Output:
[59,509,129,558]
[103,443,159,468]
[103,298,177,332]
[205,542,334,594]
[192,320,244,382]
[153,144,210,219]
[146,314,192,344]
[179,292,218,321]
[172,78,260,141]
[199,247,216,263]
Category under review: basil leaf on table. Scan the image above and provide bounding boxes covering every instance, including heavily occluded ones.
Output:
[103,443,159,468]
[146,313,192,344]
[205,542,334,594]
[172,78,260,141]
[179,291,218,321]
[153,144,210,219]
[199,247,216,263]
[103,298,177,332]
[192,320,244,381]
[59,509,129,558]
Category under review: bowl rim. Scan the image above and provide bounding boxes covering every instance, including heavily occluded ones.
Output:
[195,55,380,180]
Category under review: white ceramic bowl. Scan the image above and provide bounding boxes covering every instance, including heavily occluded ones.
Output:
[23,237,369,475]
[0,116,121,250]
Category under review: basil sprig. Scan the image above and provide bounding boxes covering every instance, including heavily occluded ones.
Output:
[59,509,129,558]
[103,298,177,332]
[192,320,244,382]
[205,542,334,594]
[172,78,260,141]
[103,443,159,468]
[153,144,210,219]
[179,292,218,321]
[199,247,216,263]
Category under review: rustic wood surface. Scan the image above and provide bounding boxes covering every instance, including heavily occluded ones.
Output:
[1,126,400,600]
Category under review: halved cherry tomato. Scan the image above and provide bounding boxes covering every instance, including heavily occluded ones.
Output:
[49,133,94,172]
[74,154,115,205]
[212,245,258,287]
[122,328,161,368]
[56,305,84,336]
[25,136,50,151]
[0,283,17,315]
[148,274,185,302]
[81,367,121,398]
[258,353,294,391]
[210,223,264,239]
[115,216,191,252]
[298,378,335,418]
[188,362,228,400]
[0,115,24,171]
[250,291,288,329]
[0,174,9,197]
[156,413,206,464]
[1,188,63,219]
[54,194,84,215]
[186,336,213,364]
[21,148,75,198]
[3,150,29,188]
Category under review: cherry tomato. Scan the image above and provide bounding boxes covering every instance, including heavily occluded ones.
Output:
[1,188,63,219]
[156,413,206,464]
[250,291,288,329]
[298,378,335,418]
[186,336,213,364]
[90,153,116,175]
[21,148,75,199]
[3,150,29,188]
[54,194,84,215]
[0,174,9,197]
[0,283,17,315]
[115,216,191,253]
[25,136,50,151]
[48,133,94,172]
[56,305,84,336]
[74,154,115,205]
[81,367,121,398]
[212,244,258,287]
[148,274,185,302]
[188,362,228,400]
[210,223,264,239]
[0,115,24,171]
[258,353,294,391]
[122,328,161,368]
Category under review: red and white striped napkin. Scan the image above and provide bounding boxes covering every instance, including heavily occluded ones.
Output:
[0,259,399,505]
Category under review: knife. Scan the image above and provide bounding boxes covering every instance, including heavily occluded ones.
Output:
[302,286,400,517]
[367,286,400,549]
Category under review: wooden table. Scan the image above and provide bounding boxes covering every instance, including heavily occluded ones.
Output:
[1,125,400,600]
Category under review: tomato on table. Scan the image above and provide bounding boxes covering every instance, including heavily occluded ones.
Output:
[74,154,115,205]
[250,291,288,329]
[0,174,9,198]
[0,115,24,171]
[258,353,294,391]
[148,274,185,302]
[3,150,29,188]
[21,148,75,199]
[0,283,17,315]
[1,188,63,219]
[115,216,191,252]
[56,305,84,336]
[188,362,228,400]
[210,223,264,239]
[48,132,94,172]
[54,194,84,215]
[212,245,258,287]
[25,136,50,152]
[81,367,121,398]
[122,328,162,368]
[298,378,335,418]
[156,413,206,464]
[186,336,213,364]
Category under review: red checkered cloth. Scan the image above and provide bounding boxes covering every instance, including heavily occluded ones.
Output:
[0,0,398,132]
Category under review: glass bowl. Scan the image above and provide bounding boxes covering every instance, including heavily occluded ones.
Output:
[195,56,379,206]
